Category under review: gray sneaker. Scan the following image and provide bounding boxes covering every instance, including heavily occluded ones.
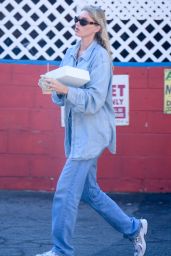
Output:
[133,219,148,256]
[35,251,59,256]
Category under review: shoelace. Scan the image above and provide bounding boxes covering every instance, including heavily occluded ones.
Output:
[134,234,142,244]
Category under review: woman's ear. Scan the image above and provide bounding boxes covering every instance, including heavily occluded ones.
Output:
[95,25,101,33]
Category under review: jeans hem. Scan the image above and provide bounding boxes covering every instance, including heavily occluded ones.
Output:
[123,219,141,240]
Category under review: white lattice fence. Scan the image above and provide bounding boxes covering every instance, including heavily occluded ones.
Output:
[0,0,77,60]
[80,0,171,62]
[0,0,171,62]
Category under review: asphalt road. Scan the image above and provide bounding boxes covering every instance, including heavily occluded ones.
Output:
[0,191,170,256]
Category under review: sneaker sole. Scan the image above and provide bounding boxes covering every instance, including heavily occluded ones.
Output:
[140,219,148,256]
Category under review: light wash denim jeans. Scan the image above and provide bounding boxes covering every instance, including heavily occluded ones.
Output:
[52,158,140,256]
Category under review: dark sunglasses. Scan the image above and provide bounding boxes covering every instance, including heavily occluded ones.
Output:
[74,16,99,26]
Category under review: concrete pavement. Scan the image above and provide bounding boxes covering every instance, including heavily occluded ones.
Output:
[0,190,170,256]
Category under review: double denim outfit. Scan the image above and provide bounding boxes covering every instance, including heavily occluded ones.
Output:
[51,40,140,256]
[52,40,116,160]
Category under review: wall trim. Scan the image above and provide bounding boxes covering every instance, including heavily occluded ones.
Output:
[0,59,171,67]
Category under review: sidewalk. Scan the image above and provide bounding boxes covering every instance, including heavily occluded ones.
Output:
[0,190,170,256]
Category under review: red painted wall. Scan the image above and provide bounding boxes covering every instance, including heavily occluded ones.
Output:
[0,63,171,192]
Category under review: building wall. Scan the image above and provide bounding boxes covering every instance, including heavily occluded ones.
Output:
[0,62,171,192]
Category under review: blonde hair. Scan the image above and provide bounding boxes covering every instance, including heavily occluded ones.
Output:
[81,5,112,57]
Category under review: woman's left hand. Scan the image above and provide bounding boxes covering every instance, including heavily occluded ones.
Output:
[42,77,69,95]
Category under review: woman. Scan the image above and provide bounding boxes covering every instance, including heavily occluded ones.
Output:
[37,5,148,256]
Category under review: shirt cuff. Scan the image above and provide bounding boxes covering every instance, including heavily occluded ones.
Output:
[51,91,64,104]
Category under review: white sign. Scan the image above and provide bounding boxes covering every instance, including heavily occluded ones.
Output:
[61,74,129,127]
[112,75,129,126]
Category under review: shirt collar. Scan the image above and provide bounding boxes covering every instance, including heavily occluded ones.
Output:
[70,40,98,62]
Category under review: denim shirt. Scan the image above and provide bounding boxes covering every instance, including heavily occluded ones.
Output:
[52,40,116,160]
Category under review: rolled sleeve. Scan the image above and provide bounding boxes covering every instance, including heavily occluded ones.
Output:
[51,91,65,106]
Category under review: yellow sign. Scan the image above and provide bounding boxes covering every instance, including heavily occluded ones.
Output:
[164,69,171,114]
